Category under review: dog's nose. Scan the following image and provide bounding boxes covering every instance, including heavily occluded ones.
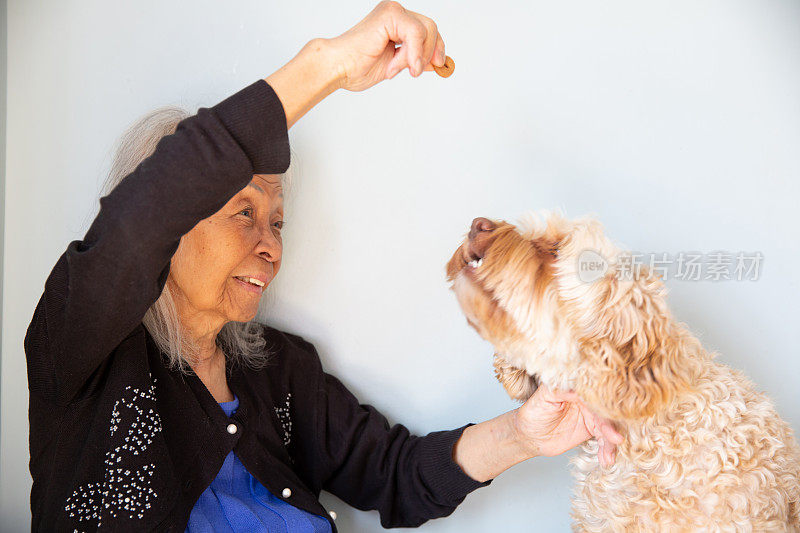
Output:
[467,217,497,260]
[469,217,496,240]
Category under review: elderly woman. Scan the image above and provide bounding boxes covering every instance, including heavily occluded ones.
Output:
[25,2,622,532]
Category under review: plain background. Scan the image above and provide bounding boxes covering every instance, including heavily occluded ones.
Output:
[3,1,799,531]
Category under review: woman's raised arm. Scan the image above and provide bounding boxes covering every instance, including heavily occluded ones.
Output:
[25,79,291,406]
[24,0,447,407]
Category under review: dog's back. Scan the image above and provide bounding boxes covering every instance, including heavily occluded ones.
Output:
[570,356,800,531]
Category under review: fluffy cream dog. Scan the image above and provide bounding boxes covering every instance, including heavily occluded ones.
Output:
[445,210,800,531]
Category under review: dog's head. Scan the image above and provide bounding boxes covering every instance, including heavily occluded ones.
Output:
[446,210,699,420]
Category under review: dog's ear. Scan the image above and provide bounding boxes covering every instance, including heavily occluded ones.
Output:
[575,286,698,420]
[553,217,699,420]
[531,238,560,259]
[519,210,567,260]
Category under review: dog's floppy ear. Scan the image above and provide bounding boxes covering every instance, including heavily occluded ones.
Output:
[553,217,699,420]
[531,238,560,259]
[576,284,698,420]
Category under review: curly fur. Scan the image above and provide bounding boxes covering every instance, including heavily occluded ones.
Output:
[446,209,800,531]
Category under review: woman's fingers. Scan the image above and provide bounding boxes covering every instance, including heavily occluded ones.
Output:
[598,437,617,467]
[422,35,445,71]
[434,35,446,67]
[383,3,444,77]
[406,10,443,69]
[597,421,622,467]
[598,438,607,466]
[600,420,625,445]
[545,388,583,405]
[386,45,409,79]
[384,8,428,77]
[551,388,625,444]
[538,386,623,467]
[330,1,450,91]
[591,414,623,467]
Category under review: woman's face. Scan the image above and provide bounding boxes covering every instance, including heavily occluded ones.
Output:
[167,174,284,329]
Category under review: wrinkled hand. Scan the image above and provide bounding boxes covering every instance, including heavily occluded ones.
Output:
[327,0,447,91]
[514,384,624,467]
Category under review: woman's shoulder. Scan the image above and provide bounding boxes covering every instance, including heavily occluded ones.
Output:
[258,322,324,370]
[259,321,314,351]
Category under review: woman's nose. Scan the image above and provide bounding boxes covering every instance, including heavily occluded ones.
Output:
[467,217,497,260]
[259,248,280,263]
[256,229,282,263]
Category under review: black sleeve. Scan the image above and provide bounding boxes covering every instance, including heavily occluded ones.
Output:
[24,79,290,405]
[289,339,493,528]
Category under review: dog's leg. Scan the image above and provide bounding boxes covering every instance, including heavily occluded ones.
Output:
[493,352,539,402]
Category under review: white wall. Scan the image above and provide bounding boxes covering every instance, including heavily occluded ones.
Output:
[3,1,799,531]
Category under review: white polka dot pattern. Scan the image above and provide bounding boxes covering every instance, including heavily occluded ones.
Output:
[64,374,162,528]
[274,392,292,446]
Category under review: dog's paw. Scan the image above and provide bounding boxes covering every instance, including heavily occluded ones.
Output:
[493,353,539,402]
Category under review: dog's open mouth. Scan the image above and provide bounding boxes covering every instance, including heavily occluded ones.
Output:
[465,257,483,269]
[459,242,490,281]
[459,250,489,291]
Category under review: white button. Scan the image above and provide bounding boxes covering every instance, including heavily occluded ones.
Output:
[282,487,292,498]
[328,510,337,520]
[226,423,238,434]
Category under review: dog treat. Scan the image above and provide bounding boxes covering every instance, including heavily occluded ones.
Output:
[433,55,455,78]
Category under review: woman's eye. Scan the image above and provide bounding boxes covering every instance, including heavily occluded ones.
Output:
[239,207,253,218]
[273,220,284,230]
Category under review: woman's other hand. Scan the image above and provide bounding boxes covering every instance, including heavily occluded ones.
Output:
[513,384,625,467]
[328,1,447,91]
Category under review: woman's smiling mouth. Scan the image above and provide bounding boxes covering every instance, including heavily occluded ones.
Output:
[233,276,266,295]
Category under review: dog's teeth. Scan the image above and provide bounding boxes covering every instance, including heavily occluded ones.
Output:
[476,258,483,267]
[468,260,478,268]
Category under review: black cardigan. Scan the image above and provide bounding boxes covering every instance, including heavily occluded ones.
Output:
[24,79,492,532]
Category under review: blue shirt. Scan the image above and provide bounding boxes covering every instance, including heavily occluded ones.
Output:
[185,394,332,532]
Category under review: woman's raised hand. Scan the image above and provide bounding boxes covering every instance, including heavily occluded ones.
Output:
[327,1,447,91]
[265,1,447,128]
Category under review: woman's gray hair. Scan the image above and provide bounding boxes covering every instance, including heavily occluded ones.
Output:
[101,103,294,375]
